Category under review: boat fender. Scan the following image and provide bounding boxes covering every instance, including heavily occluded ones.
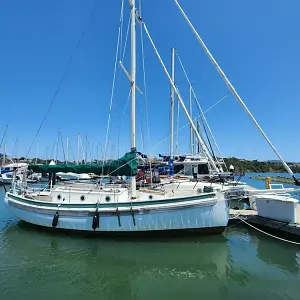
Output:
[92,209,99,231]
[52,212,59,228]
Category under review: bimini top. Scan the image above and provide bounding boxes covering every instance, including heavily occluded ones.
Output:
[28,151,137,176]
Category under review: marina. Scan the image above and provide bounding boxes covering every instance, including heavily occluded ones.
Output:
[1,0,300,299]
[0,185,300,300]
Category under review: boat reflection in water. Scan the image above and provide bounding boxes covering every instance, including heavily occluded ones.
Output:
[1,220,300,299]
[0,221,230,298]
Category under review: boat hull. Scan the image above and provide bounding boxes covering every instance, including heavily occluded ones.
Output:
[0,177,12,184]
[4,193,229,234]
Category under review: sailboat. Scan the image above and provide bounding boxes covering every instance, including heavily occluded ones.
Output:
[4,0,229,234]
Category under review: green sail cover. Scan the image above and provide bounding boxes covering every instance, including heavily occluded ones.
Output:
[28,151,137,176]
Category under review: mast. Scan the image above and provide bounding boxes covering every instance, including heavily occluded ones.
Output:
[66,137,69,163]
[85,133,88,163]
[3,143,6,167]
[130,0,137,198]
[142,24,219,173]
[170,47,175,160]
[35,141,39,164]
[189,85,193,154]
[197,119,200,153]
[174,0,299,183]
[3,127,8,167]
[77,133,80,164]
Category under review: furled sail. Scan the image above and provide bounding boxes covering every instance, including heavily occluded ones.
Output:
[28,151,137,176]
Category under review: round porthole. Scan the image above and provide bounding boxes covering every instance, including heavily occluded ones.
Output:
[57,195,61,200]
[80,195,85,201]
[148,195,153,200]
[105,196,111,202]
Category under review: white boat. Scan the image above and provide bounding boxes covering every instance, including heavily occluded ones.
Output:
[4,1,229,235]
[0,162,28,185]
[5,182,229,233]
[0,172,13,184]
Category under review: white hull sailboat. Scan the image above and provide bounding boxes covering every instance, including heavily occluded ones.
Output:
[4,0,230,235]
[4,186,228,233]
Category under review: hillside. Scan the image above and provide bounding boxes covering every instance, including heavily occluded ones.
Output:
[223,157,300,173]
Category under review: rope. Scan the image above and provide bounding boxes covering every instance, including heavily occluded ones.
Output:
[25,0,99,159]
[59,130,66,163]
[66,139,76,162]
[0,125,8,150]
[103,0,124,165]
[230,211,300,245]
[121,13,131,63]
[146,95,227,153]
[176,51,228,170]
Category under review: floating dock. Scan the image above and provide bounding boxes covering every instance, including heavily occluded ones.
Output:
[229,208,300,242]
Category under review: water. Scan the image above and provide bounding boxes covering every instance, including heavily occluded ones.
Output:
[0,182,300,300]
[241,172,300,190]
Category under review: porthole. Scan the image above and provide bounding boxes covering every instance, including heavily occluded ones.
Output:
[57,195,61,200]
[105,196,111,202]
[80,195,85,201]
[148,195,153,200]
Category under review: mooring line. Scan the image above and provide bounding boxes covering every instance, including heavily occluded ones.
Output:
[229,211,300,245]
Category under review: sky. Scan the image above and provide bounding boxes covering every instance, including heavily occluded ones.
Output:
[0,0,300,162]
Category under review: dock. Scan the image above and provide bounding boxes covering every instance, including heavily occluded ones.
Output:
[229,208,300,242]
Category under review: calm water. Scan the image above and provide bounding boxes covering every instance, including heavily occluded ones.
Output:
[1,177,300,300]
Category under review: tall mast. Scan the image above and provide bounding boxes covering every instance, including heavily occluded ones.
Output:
[170,47,175,160]
[142,23,219,173]
[197,119,200,153]
[2,127,7,167]
[77,133,80,164]
[189,85,193,154]
[85,133,88,163]
[66,137,69,163]
[174,0,298,183]
[35,141,39,164]
[130,0,137,198]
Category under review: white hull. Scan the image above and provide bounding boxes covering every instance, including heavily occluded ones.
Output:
[0,175,12,184]
[4,193,229,234]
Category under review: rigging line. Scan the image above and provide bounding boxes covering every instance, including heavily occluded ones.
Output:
[50,140,56,161]
[176,51,227,170]
[148,95,227,152]
[176,94,180,155]
[67,140,76,163]
[119,0,125,62]
[55,132,59,164]
[12,136,19,159]
[59,130,66,163]
[143,24,218,171]
[103,0,124,164]
[123,88,132,114]
[25,1,99,159]
[45,145,49,163]
[105,96,228,176]
[121,13,131,63]
[199,116,216,160]
[174,0,298,182]
[86,134,93,163]
[0,125,8,150]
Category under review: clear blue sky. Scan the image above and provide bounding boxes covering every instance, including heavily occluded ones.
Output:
[0,0,300,161]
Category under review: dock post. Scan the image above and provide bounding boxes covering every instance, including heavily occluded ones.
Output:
[265,177,271,189]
